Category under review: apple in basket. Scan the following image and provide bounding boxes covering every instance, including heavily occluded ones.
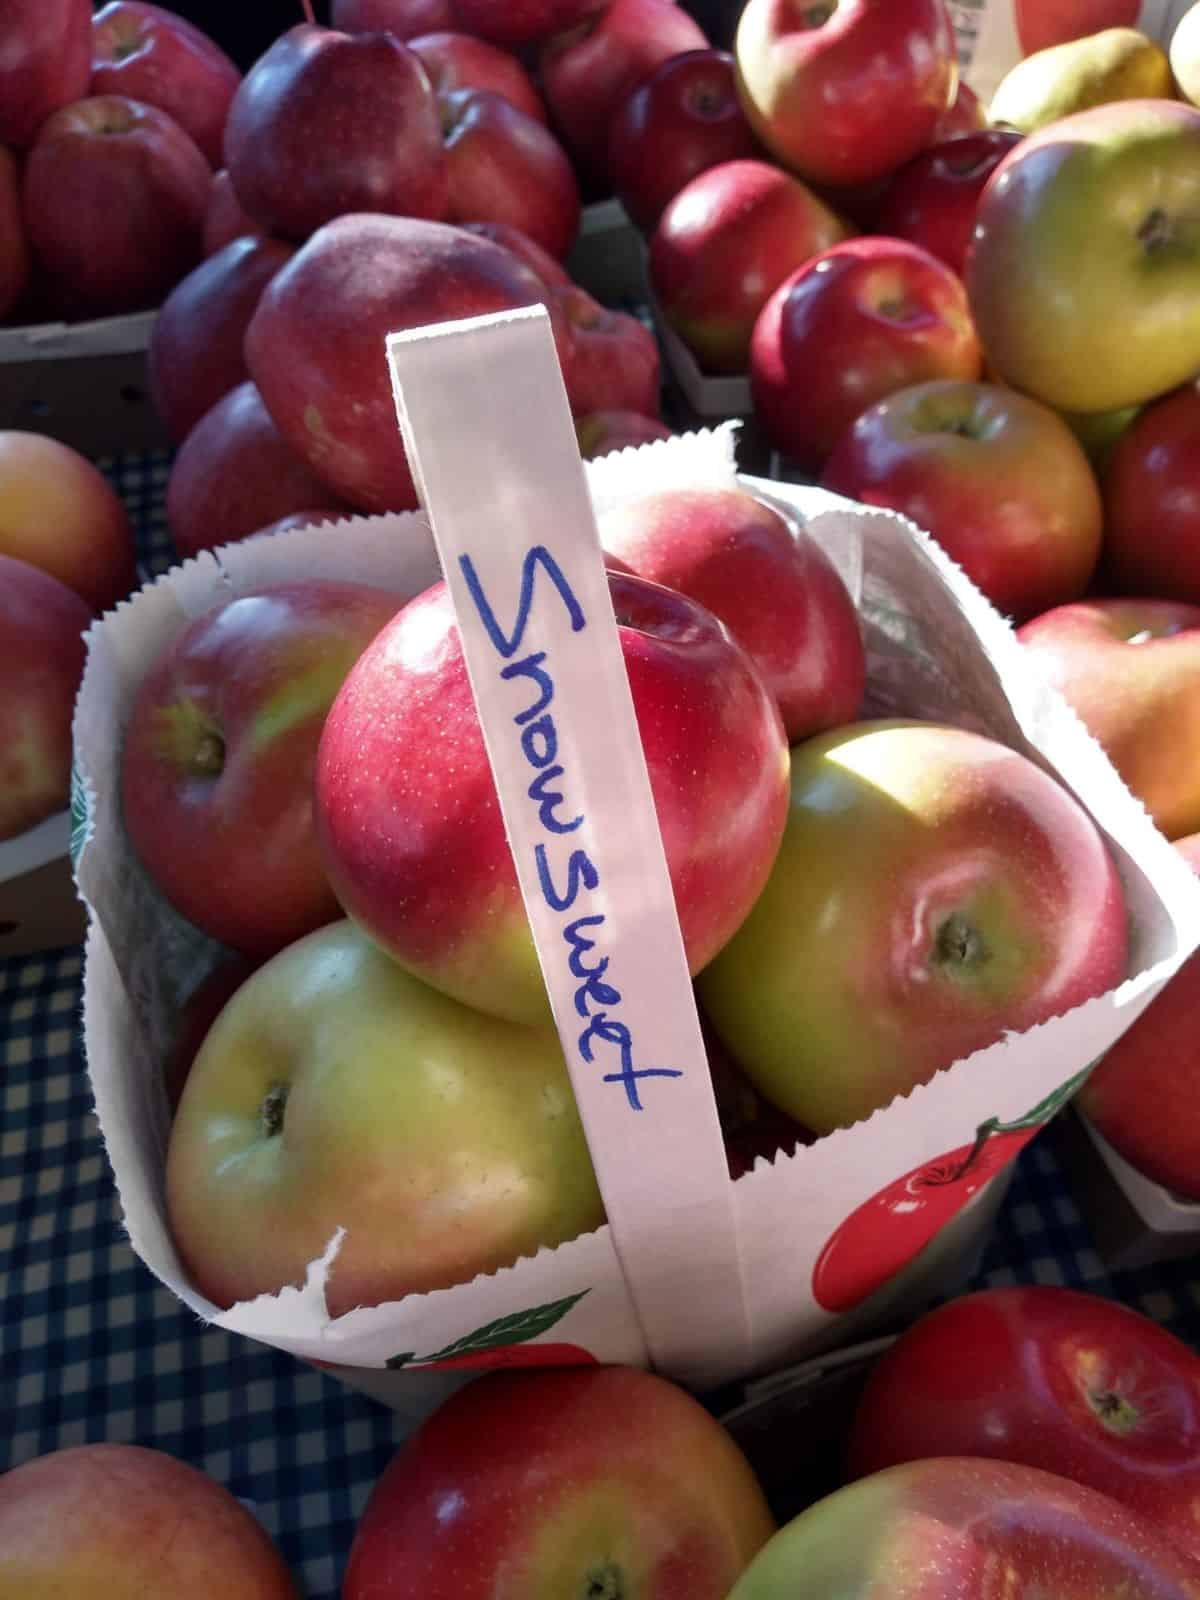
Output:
[407,30,548,124]
[0,0,91,150]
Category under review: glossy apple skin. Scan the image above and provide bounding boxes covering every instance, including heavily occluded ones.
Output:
[0,1444,298,1597]
[149,235,294,444]
[0,0,91,150]
[442,89,580,258]
[598,486,865,739]
[90,2,241,169]
[0,146,31,321]
[1172,3,1200,109]
[121,581,400,958]
[409,30,547,122]
[874,131,1023,278]
[22,95,210,317]
[245,213,556,514]
[223,25,448,242]
[1016,0,1141,55]
[934,79,988,141]
[848,1284,1200,1566]
[454,0,611,48]
[1103,382,1200,605]
[459,219,574,287]
[1080,834,1200,1200]
[539,0,709,181]
[166,920,605,1314]
[608,49,762,232]
[967,101,1200,415]
[0,555,91,842]
[650,158,849,375]
[576,410,674,457]
[551,283,661,416]
[734,0,957,188]
[698,720,1129,1134]
[201,168,265,255]
[332,0,456,36]
[729,1457,1200,1600]
[822,379,1103,623]
[343,1367,776,1600]
[315,571,790,1024]
[751,237,983,470]
[1018,599,1200,841]
[0,431,134,613]
[166,382,348,561]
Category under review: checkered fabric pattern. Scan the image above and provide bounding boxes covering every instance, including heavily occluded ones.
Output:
[3,453,1198,1597]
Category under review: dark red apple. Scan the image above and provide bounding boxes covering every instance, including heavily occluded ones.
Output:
[607,48,762,232]
[22,95,210,317]
[166,381,348,561]
[1103,381,1200,605]
[453,0,612,49]
[331,0,457,37]
[409,30,547,122]
[149,235,294,444]
[441,89,580,258]
[0,0,91,150]
[576,410,674,456]
[551,283,661,416]
[165,955,261,1112]
[935,79,988,141]
[201,168,266,256]
[0,147,31,321]
[458,219,574,286]
[223,24,448,242]
[873,131,1024,278]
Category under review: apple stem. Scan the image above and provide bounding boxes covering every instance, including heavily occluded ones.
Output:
[299,0,315,22]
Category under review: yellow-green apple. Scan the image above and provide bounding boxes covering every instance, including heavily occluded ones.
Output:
[873,131,1023,278]
[166,382,348,562]
[0,1444,298,1598]
[342,1367,776,1599]
[0,554,91,842]
[1079,833,1200,1199]
[148,235,294,445]
[332,0,457,37]
[750,238,983,471]
[0,146,31,322]
[455,0,611,47]
[551,283,661,416]
[990,28,1175,136]
[728,1458,1200,1600]
[166,920,605,1313]
[90,2,241,168]
[1102,381,1200,604]
[965,100,1200,415]
[734,0,958,188]
[821,379,1103,622]
[201,168,265,255]
[539,0,709,181]
[120,581,401,957]
[575,410,674,457]
[598,485,865,739]
[934,79,987,141]
[409,29,548,122]
[440,89,581,258]
[1171,2,1200,109]
[649,158,849,375]
[315,571,790,1024]
[222,25,448,242]
[848,1284,1200,1563]
[697,719,1129,1134]
[22,95,210,317]
[1016,0,1141,56]
[0,431,134,613]
[245,213,557,513]
[459,218,574,287]
[607,48,763,232]
[0,0,91,149]
[1018,599,1200,841]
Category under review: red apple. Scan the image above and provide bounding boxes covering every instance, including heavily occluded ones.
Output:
[575,410,674,456]
[409,29,548,121]
[821,379,1103,623]
[343,1368,776,1599]
[315,570,790,1024]
[223,24,448,242]
[848,1285,1200,1565]
[734,0,958,188]
[750,237,983,471]
[201,168,266,255]
[0,431,135,613]
[539,0,710,181]
[873,131,1023,278]
[551,283,661,416]
[1079,833,1200,1199]
[0,0,91,150]
[332,0,457,37]
[121,580,402,958]
[0,146,31,321]
[0,554,91,842]
[441,89,581,258]
[1016,0,1141,55]
[1102,381,1200,605]
[0,1444,297,1597]
[607,48,762,232]
[22,95,210,317]
[245,213,557,513]
[934,78,988,141]
[459,219,574,286]
[148,235,295,444]
[454,0,612,49]
[90,2,241,169]
[697,719,1129,1134]
[166,382,349,561]
[649,158,849,375]
[598,485,865,739]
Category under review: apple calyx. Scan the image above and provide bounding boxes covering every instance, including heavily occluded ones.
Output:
[802,2,837,26]
[260,1081,288,1139]
[685,81,735,121]
[154,702,227,778]
[1087,1385,1142,1435]
[1137,207,1177,257]
[581,1562,623,1599]
[933,911,988,972]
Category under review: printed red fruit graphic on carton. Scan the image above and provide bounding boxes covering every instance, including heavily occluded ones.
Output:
[386,1291,596,1372]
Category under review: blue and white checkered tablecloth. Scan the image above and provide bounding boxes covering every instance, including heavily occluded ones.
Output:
[3,454,1198,1598]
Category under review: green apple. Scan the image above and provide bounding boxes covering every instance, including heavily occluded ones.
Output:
[966,100,1200,414]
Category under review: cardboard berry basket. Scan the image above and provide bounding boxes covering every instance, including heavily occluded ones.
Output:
[73,308,1200,1410]
[0,810,87,959]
